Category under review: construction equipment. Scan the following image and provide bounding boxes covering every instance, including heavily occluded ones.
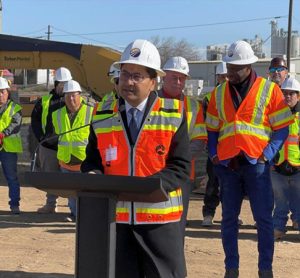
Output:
[0,33,121,114]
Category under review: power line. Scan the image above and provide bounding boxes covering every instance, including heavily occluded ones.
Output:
[50,25,124,49]
[50,15,287,37]
[20,27,48,36]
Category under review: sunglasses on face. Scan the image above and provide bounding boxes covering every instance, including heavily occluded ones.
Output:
[269,67,287,73]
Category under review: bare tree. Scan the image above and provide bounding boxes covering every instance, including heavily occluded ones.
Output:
[151,36,201,65]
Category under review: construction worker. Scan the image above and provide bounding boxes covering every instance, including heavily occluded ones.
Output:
[31,67,72,213]
[201,61,227,226]
[52,80,93,222]
[267,57,299,229]
[0,77,23,214]
[268,57,288,87]
[206,40,294,278]
[158,56,207,238]
[272,77,300,239]
[81,39,191,278]
[215,61,228,85]
[100,63,120,103]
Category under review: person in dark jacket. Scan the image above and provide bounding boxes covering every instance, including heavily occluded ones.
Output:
[31,67,72,213]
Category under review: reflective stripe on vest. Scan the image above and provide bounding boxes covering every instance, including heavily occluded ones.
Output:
[41,95,53,134]
[277,112,300,166]
[52,101,93,163]
[212,77,292,159]
[184,96,207,141]
[92,96,184,224]
[0,101,23,153]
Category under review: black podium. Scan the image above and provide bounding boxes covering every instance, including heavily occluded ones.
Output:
[24,172,167,278]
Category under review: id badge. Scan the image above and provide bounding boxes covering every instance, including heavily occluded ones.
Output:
[105,144,117,162]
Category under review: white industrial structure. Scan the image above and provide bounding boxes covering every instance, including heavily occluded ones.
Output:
[207,35,265,61]
[271,20,300,58]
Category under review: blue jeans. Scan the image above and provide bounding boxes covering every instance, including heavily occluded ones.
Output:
[214,162,274,271]
[0,151,20,208]
[60,167,77,216]
[271,170,300,232]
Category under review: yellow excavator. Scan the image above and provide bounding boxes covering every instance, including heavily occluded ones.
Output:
[0,33,121,115]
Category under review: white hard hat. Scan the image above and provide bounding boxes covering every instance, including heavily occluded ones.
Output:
[107,62,120,83]
[114,39,165,77]
[63,80,82,93]
[55,67,72,82]
[281,77,300,92]
[216,62,227,75]
[163,56,190,76]
[0,77,10,90]
[223,40,258,65]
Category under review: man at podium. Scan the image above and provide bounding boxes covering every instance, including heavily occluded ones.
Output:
[81,39,191,278]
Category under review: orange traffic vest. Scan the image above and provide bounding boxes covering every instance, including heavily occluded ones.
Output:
[206,77,293,160]
[92,96,184,224]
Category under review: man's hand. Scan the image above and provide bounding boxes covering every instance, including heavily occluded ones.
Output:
[211,155,220,165]
[258,154,267,164]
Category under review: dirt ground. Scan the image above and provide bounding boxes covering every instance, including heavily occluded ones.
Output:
[0,175,299,278]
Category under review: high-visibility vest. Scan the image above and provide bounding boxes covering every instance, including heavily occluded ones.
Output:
[277,111,300,166]
[92,96,184,224]
[206,77,294,160]
[0,101,23,153]
[184,95,207,141]
[41,94,53,134]
[52,101,93,163]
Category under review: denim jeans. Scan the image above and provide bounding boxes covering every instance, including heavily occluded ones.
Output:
[214,162,274,271]
[60,167,77,216]
[271,170,300,232]
[0,151,20,208]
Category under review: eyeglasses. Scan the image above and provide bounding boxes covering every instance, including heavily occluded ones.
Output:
[120,70,149,84]
[269,67,287,73]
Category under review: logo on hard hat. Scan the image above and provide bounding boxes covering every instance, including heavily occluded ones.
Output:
[155,144,166,155]
[228,50,233,57]
[130,48,141,58]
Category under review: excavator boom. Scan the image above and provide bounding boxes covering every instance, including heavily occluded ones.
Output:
[0,34,121,97]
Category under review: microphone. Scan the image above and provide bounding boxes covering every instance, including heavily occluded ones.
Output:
[30,111,119,172]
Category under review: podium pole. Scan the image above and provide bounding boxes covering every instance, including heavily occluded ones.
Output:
[75,193,117,278]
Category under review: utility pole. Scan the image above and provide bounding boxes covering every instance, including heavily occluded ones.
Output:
[287,0,293,70]
[46,25,52,89]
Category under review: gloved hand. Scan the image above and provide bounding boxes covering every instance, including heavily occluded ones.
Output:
[0,133,5,146]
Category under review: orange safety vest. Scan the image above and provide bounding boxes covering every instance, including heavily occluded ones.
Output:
[92,96,184,224]
[206,77,294,160]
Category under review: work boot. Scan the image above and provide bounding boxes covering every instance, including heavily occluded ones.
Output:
[224,268,239,278]
[37,204,57,214]
[258,270,273,278]
[11,206,20,215]
[202,215,213,226]
[274,229,285,240]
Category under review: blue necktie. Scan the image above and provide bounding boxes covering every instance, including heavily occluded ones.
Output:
[129,108,139,143]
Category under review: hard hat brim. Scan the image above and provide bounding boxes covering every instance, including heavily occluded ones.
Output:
[163,68,190,78]
[223,56,258,65]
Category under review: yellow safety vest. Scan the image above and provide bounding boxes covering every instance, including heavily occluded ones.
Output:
[277,112,300,166]
[0,101,23,153]
[52,101,93,163]
[41,94,53,134]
